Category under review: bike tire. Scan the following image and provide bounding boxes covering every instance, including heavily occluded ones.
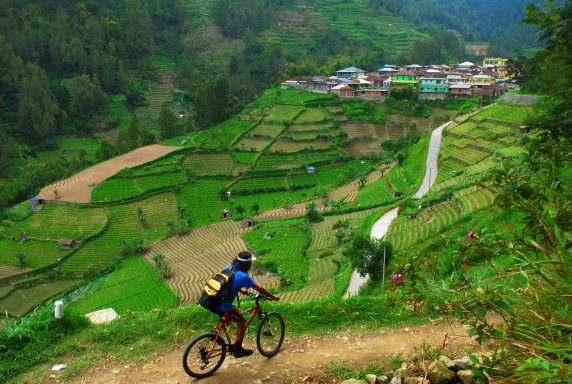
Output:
[182,332,227,378]
[256,312,285,357]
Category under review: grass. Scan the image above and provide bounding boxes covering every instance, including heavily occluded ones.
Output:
[57,137,101,162]
[0,239,67,270]
[106,94,132,132]
[91,172,186,202]
[68,256,177,315]
[4,204,107,240]
[4,200,33,222]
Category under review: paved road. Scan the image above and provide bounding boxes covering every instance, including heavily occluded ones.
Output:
[344,121,452,297]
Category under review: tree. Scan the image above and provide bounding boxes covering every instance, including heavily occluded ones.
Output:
[306,202,324,223]
[137,207,147,228]
[16,63,60,141]
[176,203,187,219]
[69,74,106,126]
[344,235,393,281]
[95,141,117,162]
[236,205,245,215]
[159,102,179,139]
[15,252,27,267]
[194,76,233,129]
[251,202,260,214]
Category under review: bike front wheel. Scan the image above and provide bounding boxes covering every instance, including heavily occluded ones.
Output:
[182,332,227,378]
[256,312,285,357]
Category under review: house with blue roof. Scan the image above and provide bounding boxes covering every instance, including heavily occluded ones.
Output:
[336,66,366,79]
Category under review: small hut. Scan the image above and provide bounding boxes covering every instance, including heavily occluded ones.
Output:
[240,219,254,228]
[519,125,530,134]
[306,166,315,174]
[31,197,44,211]
[59,239,78,249]
[220,209,232,219]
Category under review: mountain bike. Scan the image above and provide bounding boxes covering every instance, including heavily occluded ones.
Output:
[182,292,285,379]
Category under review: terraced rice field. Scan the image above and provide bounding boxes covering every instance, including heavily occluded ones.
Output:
[232,151,259,164]
[0,265,30,278]
[288,123,332,132]
[341,121,380,139]
[4,204,107,240]
[243,220,309,289]
[249,123,286,138]
[145,220,278,304]
[282,131,330,141]
[280,277,336,302]
[233,176,288,191]
[176,179,228,228]
[472,104,534,124]
[91,172,187,202]
[68,256,177,315]
[183,152,249,176]
[386,187,496,251]
[343,138,382,157]
[293,108,330,123]
[233,136,272,152]
[265,105,303,123]
[61,194,178,274]
[38,145,179,203]
[269,139,331,152]
[254,151,336,171]
[0,239,68,270]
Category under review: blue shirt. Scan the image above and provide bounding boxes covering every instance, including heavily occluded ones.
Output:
[216,269,255,312]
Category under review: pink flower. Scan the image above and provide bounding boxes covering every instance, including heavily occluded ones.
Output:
[392,273,403,281]
[467,231,474,238]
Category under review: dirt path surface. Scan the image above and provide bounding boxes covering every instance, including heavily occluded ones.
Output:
[69,323,476,384]
[38,145,179,203]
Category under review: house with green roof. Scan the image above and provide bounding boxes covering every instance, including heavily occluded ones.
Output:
[418,77,449,99]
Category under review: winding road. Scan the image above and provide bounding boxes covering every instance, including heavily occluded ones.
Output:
[344,121,452,297]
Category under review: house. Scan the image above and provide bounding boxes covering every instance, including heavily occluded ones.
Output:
[306,166,315,174]
[31,197,44,212]
[449,84,472,99]
[406,64,423,71]
[469,74,494,87]
[392,71,418,87]
[473,86,496,99]
[357,88,388,100]
[59,239,78,249]
[220,209,232,218]
[458,61,475,69]
[483,57,507,67]
[240,219,254,228]
[307,77,330,93]
[336,66,366,79]
[331,83,355,97]
[446,74,464,84]
[418,77,449,99]
[347,78,373,90]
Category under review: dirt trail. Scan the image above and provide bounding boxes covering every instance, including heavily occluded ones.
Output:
[69,323,476,384]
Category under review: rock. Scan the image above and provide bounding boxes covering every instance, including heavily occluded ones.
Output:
[438,355,454,369]
[48,374,57,380]
[366,374,377,384]
[377,376,390,384]
[427,360,454,384]
[404,378,430,384]
[390,377,402,384]
[451,357,473,370]
[457,370,475,384]
[112,369,120,375]
[341,379,361,384]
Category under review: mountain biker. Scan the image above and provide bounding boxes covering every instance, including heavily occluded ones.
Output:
[212,250,279,358]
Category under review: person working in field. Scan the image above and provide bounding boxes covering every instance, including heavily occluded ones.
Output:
[199,251,279,358]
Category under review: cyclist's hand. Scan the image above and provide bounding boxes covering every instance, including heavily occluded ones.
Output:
[269,295,280,301]
[239,288,248,295]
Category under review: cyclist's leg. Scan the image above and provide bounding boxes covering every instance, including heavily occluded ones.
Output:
[223,308,253,357]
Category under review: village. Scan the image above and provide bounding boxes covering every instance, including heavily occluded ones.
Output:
[281,57,513,101]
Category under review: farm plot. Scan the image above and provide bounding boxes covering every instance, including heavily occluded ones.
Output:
[164,118,254,150]
[249,122,286,138]
[349,168,401,208]
[243,220,309,291]
[68,256,177,315]
[132,154,185,176]
[288,122,332,132]
[176,179,228,228]
[0,239,67,270]
[232,176,288,192]
[269,139,331,153]
[233,136,272,152]
[307,254,340,283]
[231,151,259,164]
[293,108,330,123]
[183,152,248,176]
[343,137,382,157]
[0,278,82,317]
[254,151,337,171]
[145,220,278,304]
[265,105,303,123]
[472,104,533,124]
[38,144,179,203]
[91,171,186,202]
[61,193,178,274]
[281,131,330,141]
[280,277,336,303]
[4,204,107,240]
[341,121,380,139]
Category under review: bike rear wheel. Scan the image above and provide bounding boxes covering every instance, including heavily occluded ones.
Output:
[182,332,227,378]
[256,312,285,357]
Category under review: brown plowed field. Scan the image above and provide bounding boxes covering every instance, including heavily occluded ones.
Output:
[255,169,384,222]
[343,137,383,157]
[38,145,179,203]
[145,220,278,304]
[0,265,30,278]
[341,121,381,138]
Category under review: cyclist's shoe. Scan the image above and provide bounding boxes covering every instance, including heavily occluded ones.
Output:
[233,346,254,358]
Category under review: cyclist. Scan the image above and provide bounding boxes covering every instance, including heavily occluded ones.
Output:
[212,250,279,358]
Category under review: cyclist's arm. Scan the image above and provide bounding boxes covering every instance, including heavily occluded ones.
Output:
[252,284,279,301]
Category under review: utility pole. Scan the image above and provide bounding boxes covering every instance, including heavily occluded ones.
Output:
[381,245,386,294]
[428,167,432,192]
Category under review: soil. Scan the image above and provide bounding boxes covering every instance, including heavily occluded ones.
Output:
[38,145,179,204]
[61,322,477,384]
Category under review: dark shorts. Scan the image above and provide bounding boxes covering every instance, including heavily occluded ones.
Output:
[214,307,244,322]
